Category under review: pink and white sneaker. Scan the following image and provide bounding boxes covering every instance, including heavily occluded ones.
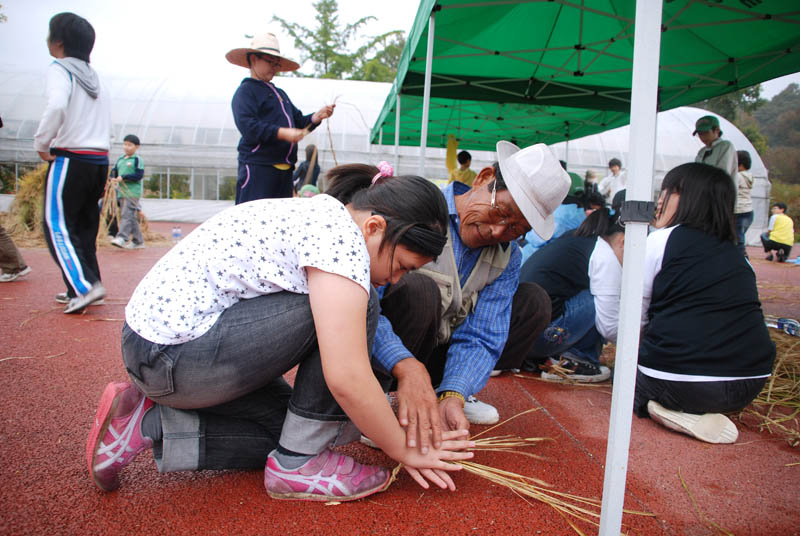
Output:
[86,381,154,491]
[265,449,391,501]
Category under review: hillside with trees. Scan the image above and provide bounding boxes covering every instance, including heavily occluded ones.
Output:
[755,84,800,186]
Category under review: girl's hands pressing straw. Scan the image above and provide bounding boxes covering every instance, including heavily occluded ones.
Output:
[402,429,474,491]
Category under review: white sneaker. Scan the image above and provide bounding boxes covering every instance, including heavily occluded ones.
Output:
[490,368,520,377]
[463,396,499,425]
[64,282,107,314]
[124,241,145,250]
[360,435,379,449]
[56,291,104,305]
[0,266,31,282]
[110,236,126,248]
[647,400,738,444]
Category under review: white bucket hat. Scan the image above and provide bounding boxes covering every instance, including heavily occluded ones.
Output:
[225,32,300,72]
[496,141,571,240]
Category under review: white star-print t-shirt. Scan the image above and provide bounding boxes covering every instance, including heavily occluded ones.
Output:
[126,194,371,345]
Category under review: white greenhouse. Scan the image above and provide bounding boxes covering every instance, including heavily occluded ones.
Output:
[0,66,771,241]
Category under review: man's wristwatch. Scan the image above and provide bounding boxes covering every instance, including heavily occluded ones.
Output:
[437,390,465,407]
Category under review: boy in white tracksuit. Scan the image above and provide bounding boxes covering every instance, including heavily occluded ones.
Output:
[33,12,111,314]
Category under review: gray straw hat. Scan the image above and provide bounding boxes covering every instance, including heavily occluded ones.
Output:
[225,32,300,72]
[496,141,571,240]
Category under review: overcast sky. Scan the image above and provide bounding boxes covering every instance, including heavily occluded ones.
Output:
[0,0,420,77]
[1,0,798,99]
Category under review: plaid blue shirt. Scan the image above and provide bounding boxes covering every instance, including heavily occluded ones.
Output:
[372,182,521,397]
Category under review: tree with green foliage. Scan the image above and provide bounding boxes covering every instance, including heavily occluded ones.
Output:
[351,33,405,82]
[693,85,770,166]
[695,85,766,123]
[736,113,769,156]
[273,0,404,82]
[756,84,800,147]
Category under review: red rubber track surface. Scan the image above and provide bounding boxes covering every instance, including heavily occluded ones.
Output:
[1,226,798,536]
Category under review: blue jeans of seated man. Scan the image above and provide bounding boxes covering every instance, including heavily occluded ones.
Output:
[122,288,380,472]
[530,289,602,365]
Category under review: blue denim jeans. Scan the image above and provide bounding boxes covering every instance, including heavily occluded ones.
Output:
[529,289,602,365]
[734,211,753,257]
[122,288,379,472]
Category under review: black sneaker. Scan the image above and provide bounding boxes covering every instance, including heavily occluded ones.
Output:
[540,357,611,383]
[777,250,787,263]
[765,253,774,261]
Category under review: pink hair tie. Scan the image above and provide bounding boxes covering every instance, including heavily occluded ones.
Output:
[372,161,394,185]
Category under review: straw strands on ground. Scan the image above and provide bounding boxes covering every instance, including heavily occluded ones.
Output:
[678,467,733,536]
[739,329,800,447]
[387,408,652,535]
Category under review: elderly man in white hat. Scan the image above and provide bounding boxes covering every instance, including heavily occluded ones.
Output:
[370,141,569,453]
[227,33,334,203]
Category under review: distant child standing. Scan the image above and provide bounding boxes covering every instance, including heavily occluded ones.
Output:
[597,158,626,205]
[110,135,145,249]
[34,12,111,314]
[733,150,754,257]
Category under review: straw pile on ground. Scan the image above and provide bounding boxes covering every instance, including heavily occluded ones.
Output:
[1,164,170,247]
[739,328,800,447]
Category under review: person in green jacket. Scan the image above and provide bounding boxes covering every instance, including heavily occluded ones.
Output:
[110,134,145,249]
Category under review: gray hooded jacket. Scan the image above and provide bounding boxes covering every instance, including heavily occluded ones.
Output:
[54,58,100,99]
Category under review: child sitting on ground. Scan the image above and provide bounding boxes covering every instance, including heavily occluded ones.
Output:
[110,134,145,249]
[517,208,624,383]
[636,162,775,444]
[760,202,794,262]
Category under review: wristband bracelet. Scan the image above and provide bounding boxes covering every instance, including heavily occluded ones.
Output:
[437,390,465,406]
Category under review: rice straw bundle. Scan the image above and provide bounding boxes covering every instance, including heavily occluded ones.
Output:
[2,165,170,247]
[1,164,47,246]
[739,328,800,446]
[98,180,121,240]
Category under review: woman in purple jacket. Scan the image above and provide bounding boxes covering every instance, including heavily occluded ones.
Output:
[227,33,334,203]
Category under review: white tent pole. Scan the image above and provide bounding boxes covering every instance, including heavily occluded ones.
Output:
[598,1,663,534]
[418,11,435,177]
[394,93,401,172]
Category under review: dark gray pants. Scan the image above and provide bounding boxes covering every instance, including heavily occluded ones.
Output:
[122,288,379,471]
[0,224,27,274]
[116,197,143,245]
[377,273,551,387]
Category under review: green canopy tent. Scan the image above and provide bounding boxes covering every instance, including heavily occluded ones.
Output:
[371,0,800,161]
[370,2,799,534]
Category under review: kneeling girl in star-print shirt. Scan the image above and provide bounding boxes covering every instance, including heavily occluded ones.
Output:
[86,162,475,501]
